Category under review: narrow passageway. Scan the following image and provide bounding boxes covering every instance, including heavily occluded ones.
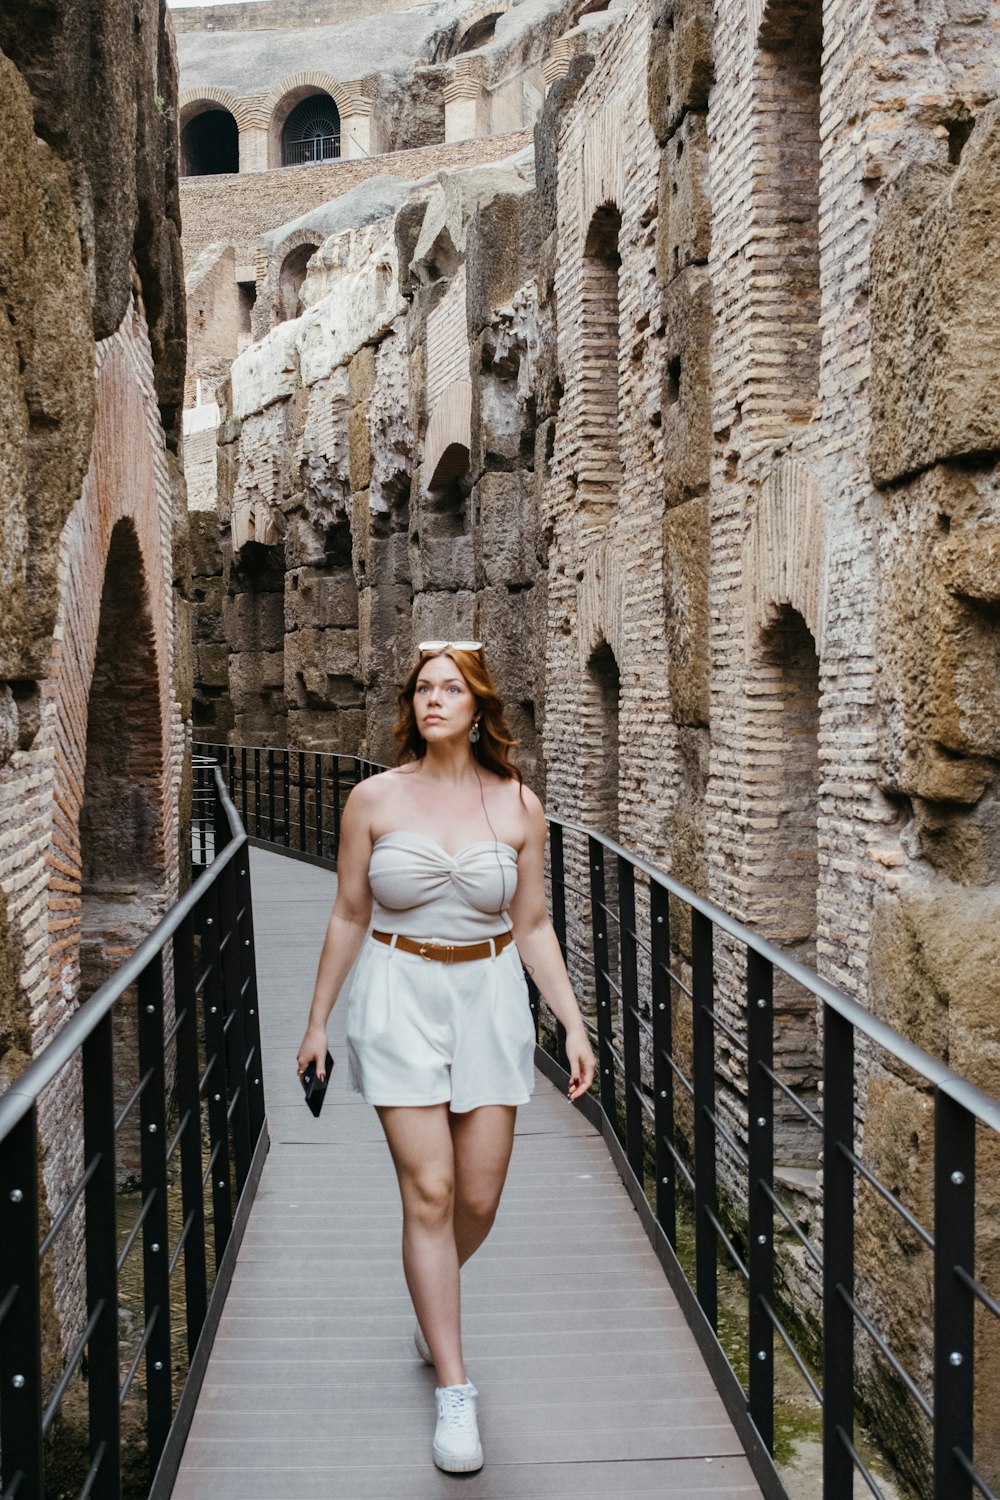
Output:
[172,850,763,1498]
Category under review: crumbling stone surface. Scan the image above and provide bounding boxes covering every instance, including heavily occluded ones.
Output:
[661,264,712,507]
[870,104,1000,487]
[646,0,714,146]
[663,497,709,726]
[657,108,710,283]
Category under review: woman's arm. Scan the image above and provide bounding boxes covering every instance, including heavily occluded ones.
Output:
[296,784,375,1081]
[509,791,597,1102]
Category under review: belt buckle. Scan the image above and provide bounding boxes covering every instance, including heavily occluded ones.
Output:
[418,942,432,962]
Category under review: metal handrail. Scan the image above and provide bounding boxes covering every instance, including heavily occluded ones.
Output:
[0,762,267,1500]
[195,742,1000,1500]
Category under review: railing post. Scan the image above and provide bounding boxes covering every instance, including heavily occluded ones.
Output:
[171,913,208,1361]
[282,749,290,848]
[227,743,236,802]
[267,747,276,842]
[137,953,173,1469]
[746,947,775,1453]
[618,858,644,1186]
[691,907,717,1329]
[650,881,675,1245]
[314,753,323,859]
[234,850,266,1146]
[549,822,567,963]
[199,884,235,1265]
[253,746,261,837]
[590,837,614,1123]
[82,1010,122,1498]
[219,853,253,1193]
[0,1108,44,1500]
[240,745,248,831]
[822,1004,855,1499]
[298,750,307,853]
[933,1089,975,1500]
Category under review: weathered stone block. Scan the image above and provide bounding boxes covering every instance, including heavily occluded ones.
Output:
[411,589,475,645]
[412,536,476,593]
[647,0,714,146]
[285,627,361,708]
[476,586,537,703]
[348,345,376,409]
[225,589,284,654]
[475,472,537,588]
[661,265,712,507]
[348,403,374,493]
[657,109,711,284]
[287,707,366,754]
[189,509,224,580]
[663,497,709,725]
[870,104,1000,487]
[229,650,285,701]
[192,577,225,643]
[285,567,358,633]
[394,200,430,299]
[466,189,545,337]
[195,642,229,689]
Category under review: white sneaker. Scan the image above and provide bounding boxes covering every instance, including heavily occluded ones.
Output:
[414,1322,432,1364]
[432,1383,483,1473]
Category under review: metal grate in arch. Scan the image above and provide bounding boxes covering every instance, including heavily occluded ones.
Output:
[281,93,341,166]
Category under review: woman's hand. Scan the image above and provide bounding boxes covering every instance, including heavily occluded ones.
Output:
[565,1025,596,1103]
[296,1024,330,1084]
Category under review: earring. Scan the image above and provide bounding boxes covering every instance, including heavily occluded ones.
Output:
[469,720,481,744]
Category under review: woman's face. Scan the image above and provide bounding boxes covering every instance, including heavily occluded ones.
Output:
[413,654,477,744]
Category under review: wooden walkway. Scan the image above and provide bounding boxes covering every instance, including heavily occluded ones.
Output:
[172,849,764,1499]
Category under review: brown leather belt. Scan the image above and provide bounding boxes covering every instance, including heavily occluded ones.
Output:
[371,929,514,964]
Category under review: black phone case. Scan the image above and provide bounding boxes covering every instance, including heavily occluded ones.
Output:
[301,1051,334,1117]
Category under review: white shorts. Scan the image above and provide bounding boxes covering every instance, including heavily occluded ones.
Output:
[345,935,537,1113]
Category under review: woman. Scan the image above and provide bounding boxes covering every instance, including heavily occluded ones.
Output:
[296,642,596,1474]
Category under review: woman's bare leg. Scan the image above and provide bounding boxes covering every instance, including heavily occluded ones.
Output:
[376,1104,467,1387]
[450,1105,517,1266]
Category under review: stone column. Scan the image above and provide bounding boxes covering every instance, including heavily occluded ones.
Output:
[339,78,378,159]
[238,125,269,172]
[444,57,486,143]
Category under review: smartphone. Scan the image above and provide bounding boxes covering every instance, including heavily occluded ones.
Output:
[301,1051,334,1117]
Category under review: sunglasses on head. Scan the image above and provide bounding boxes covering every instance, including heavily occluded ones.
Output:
[418,640,483,653]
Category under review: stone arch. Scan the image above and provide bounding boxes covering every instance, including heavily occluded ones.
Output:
[277,239,322,324]
[179,87,254,133]
[578,540,627,670]
[263,75,352,167]
[455,9,504,53]
[743,457,827,656]
[424,381,473,491]
[180,106,240,177]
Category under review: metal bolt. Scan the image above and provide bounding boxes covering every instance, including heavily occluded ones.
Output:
[757,1116,766,1127]
[217,1181,225,1190]
[151,1243,161,1253]
[757,1234,767,1245]
[245,939,251,947]
[206,917,214,926]
[12,1374,25,1390]
[757,998,767,1009]
[661,1176,669,1185]
[660,1090,667,1099]
[146,1004,155,1014]
[656,915,664,924]
[148,1124,157,1134]
[951,1170,965,1186]
[254,1078,260,1086]
[213,1093,222,1102]
[949,1351,964,1367]
[597,932,604,940]
[9,1189,23,1204]
[240,869,247,877]
[757,1350,766,1362]
[603,1068,610,1076]
[210,1006,218,1014]
[153,1361,164,1372]
[249,1009,255,1016]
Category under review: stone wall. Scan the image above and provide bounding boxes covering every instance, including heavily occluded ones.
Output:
[185,0,1000,1484]
[0,0,188,1365]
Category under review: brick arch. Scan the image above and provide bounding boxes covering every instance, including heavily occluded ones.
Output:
[577,540,627,669]
[259,229,324,332]
[178,86,254,133]
[424,381,473,489]
[743,457,827,656]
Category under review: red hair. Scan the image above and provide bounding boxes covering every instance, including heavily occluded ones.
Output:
[393,649,522,781]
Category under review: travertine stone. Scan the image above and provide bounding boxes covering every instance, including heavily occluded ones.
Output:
[870,104,1000,487]
[657,108,710,283]
[348,403,374,492]
[466,187,545,337]
[476,472,538,587]
[661,263,711,507]
[195,643,230,688]
[647,0,714,146]
[229,649,285,698]
[225,590,285,654]
[663,497,709,726]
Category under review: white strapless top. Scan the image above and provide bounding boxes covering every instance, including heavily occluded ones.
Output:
[368,832,518,942]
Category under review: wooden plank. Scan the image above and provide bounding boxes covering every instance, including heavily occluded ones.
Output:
[171,849,763,1499]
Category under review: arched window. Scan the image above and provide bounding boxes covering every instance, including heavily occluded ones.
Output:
[277,244,318,323]
[180,107,239,177]
[578,204,623,518]
[456,12,502,52]
[281,94,341,166]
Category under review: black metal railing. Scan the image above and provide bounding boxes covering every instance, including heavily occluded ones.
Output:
[281,135,340,166]
[0,762,266,1500]
[196,742,1000,1500]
